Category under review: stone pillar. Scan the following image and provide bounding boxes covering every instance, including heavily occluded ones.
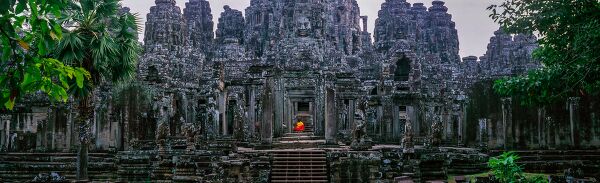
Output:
[477,119,487,146]
[460,103,468,145]
[219,91,228,136]
[501,98,512,150]
[361,16,368,32]
[376,105,383,138]
[537,107,545,148]
[49,109,56,150]
[1,115,8,150]
[66,112,73,151]
[261,79,274,144]
[568,97,580,147]
[283,96,290,134]
[349,99,356,130]
[442,109,450,141]
[392,105,400,139]
[274,79,283,137]
[248,86,256,137]
[325,88,337,145]
[288,100,294,132]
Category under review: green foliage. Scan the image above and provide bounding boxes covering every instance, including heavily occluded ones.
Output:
[0,0,90,110]
[489,0,600,105]
[488,152,524,183]
[56,0,142,97]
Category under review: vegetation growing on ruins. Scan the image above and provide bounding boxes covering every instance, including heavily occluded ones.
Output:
[0,0,90,110]
[488,152,524,182]
[488,152,548,183]
[490,0,600,105]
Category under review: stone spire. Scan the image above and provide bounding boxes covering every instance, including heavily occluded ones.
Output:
[184,0,214,50]
[374,0,460,63]
[427,0,459,63]
[216,6,245,45]
[374,0,413,49]
[479,28,539,76]
[244,0,274,58]
[144,0,187,50]
[325,0,364,54]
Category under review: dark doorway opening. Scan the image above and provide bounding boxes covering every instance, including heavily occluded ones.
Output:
[298,102,310,112]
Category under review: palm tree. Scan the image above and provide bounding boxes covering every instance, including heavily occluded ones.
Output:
[55,0,141,180]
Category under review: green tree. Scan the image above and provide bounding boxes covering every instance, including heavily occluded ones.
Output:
[1,0,89,110]
[489,0,600,105]
[55,0,141,180]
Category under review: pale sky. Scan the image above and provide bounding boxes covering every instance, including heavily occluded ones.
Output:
[122,0,503,58]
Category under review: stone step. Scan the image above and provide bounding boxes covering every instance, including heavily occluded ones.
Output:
[272,164,327,168]
[284,132,315,137]
[271,150,327,183]
[280,136,323,141]
[274,152,325,157]
[272,171,327,175]
[272,180,327,183]
[272,167,327,171]
[273,140,325,149]
[273,156,326,160]
[271,175,328,179]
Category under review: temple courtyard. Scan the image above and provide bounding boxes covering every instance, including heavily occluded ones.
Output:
[0,0,599,182]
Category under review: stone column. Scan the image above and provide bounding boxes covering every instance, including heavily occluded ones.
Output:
[248,86,256,137]
[219,91,228,136]
[361,16,368,32]
[392,105,400,139]
[568,97,580,147]
[325,88,337,145]
[501,98,512,150]
[1,115,8,150]
[261,79,274,144]
[289,100,294,132]
[49,109,56,150]
[66,112,73,151]
[477,119,487,146]
[376,105,383,138]
[283,97,290,134]
[442,109,450,141]
[537,107,545,148]
[274,81,283,137]
[349,99,356,130]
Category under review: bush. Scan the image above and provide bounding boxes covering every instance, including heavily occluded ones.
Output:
[488,152,549,183]
[488,152,524,182]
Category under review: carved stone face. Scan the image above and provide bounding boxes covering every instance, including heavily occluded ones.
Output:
[296,16,311,37]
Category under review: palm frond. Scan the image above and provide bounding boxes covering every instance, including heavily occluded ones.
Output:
[56,31,86,65]
[55,0,142,90]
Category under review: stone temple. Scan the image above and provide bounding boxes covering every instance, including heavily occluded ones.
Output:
[1,0,599,182]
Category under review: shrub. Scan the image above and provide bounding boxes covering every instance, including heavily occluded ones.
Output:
[488,152,524,183]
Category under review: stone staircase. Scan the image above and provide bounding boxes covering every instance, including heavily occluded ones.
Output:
[0,152,116,182]
[271,150,328,183]
[274,133,325,149]
[273,119,325,149]
[116,151,154,182]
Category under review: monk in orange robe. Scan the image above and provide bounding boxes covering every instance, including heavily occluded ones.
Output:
[294,121,305,132]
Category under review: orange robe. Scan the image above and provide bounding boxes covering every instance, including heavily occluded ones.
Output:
[294,121,305,132]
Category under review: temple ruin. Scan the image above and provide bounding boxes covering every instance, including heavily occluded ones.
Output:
[1,0,599,182]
